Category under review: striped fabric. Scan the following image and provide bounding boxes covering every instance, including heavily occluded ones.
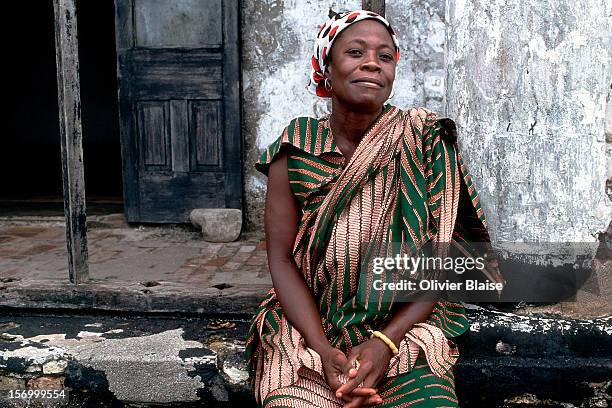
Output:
[246,106,498,407]
[263,356,459,408]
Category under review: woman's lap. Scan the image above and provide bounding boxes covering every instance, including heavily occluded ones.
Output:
[375,358,458,407]
[262,366,339,408]
[262,355,459,408]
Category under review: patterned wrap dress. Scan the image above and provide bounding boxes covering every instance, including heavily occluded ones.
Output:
[245,106,496,407]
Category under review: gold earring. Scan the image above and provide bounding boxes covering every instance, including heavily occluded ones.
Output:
[324,78,332,92]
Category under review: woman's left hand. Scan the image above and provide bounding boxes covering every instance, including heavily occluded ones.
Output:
[335,338,394,407]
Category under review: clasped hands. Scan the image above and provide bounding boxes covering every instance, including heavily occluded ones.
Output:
[321,338,394,408]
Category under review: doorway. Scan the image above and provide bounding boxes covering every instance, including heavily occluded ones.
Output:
[4,1,123,216]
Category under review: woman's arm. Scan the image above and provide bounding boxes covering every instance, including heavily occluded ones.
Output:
[380,300,437,346]
[266,151,381,406]
[264,151,332,356]
[336,300,437,403]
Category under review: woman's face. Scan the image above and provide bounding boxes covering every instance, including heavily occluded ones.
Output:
[327,19,397,112]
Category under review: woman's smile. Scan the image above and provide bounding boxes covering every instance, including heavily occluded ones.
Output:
[326,20,397,111]
[351,77,384,88]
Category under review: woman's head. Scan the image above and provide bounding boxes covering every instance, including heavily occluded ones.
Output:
[308,10,400,110]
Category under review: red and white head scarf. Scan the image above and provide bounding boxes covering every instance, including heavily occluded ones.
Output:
[308,10,401,98]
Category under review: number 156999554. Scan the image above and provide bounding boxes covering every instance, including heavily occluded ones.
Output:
[3,389,68,401]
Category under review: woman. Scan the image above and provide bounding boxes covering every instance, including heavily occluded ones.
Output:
[245,10,501,408]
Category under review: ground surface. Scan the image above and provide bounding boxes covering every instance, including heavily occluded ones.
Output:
[0,213,270,288]
[0,212,610,407]
[0,309,610,407]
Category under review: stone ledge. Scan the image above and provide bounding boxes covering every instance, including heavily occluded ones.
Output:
[0,278,270,315]
[0,307,610,407]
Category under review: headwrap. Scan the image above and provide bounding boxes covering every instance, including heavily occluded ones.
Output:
[308,10,401,98]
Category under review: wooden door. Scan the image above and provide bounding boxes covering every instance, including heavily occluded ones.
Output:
[114,0,241,222]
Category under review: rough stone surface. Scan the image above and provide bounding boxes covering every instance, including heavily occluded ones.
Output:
[26,376,64,389]
[0,376,26,390]
[24,364,42,374]
[190,209,242,242]
[386,0,446,113]
[42,360,68,375]
[445,0,612,243]
[74,329,207,403]
[0,318,223,405]
[606,85,612,187]
[222,352,249,384]
[0,310,610,407]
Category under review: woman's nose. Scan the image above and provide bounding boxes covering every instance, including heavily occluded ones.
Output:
[360,53,381,71]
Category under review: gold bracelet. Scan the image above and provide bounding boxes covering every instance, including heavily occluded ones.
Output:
[370,330,399,355]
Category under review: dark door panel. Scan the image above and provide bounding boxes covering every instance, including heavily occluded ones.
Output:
[138,172,226,223]
[114,0,241,222]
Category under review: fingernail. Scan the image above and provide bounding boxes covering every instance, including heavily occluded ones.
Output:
[336,391,343,398]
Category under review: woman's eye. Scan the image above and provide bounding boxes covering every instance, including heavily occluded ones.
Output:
[347,49,363,56]
[380,54,393,62]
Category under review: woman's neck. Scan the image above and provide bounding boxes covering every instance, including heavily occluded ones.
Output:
[328,102,383,148]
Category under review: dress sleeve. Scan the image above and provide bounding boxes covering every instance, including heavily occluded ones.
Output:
[254,118,311,176]
[255,133,287,176]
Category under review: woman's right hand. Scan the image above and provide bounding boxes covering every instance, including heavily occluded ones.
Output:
[320,347,383,407]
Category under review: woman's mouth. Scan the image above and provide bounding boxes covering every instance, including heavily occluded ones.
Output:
[351,78,384,88]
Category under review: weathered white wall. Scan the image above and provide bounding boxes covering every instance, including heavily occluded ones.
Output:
[242,0,358,230]
[242,0,448,230]
[386,0,447,113]
[241,0,611,242]
[605,84,612,221]
[445,0,611,242]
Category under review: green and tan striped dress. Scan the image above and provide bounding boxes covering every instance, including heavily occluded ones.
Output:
[246,106,496,407]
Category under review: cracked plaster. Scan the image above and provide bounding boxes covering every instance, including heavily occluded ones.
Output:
[242,0,611,249]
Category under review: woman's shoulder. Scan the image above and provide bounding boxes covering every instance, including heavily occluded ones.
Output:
[271,116,332,152]
[255,116,335,175]
[396,106,438,121]
[396,106,458,143]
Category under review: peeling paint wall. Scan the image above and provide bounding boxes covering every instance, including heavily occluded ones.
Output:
[445,0,612,242]
[242,0,612,240]
[242,0,359,230]
[386,0,447,112]
[241,0,445,230]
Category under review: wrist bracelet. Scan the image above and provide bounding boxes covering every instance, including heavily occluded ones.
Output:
[370,330,399,355]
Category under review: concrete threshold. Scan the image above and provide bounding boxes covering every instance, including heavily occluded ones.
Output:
[0,278,270,316]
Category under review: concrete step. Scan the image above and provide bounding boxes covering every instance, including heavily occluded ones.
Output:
[0,307,610,407]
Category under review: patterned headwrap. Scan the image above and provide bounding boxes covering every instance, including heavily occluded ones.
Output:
[308,10,401,98]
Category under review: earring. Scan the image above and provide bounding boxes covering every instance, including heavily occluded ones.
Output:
[324,78,332,92]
